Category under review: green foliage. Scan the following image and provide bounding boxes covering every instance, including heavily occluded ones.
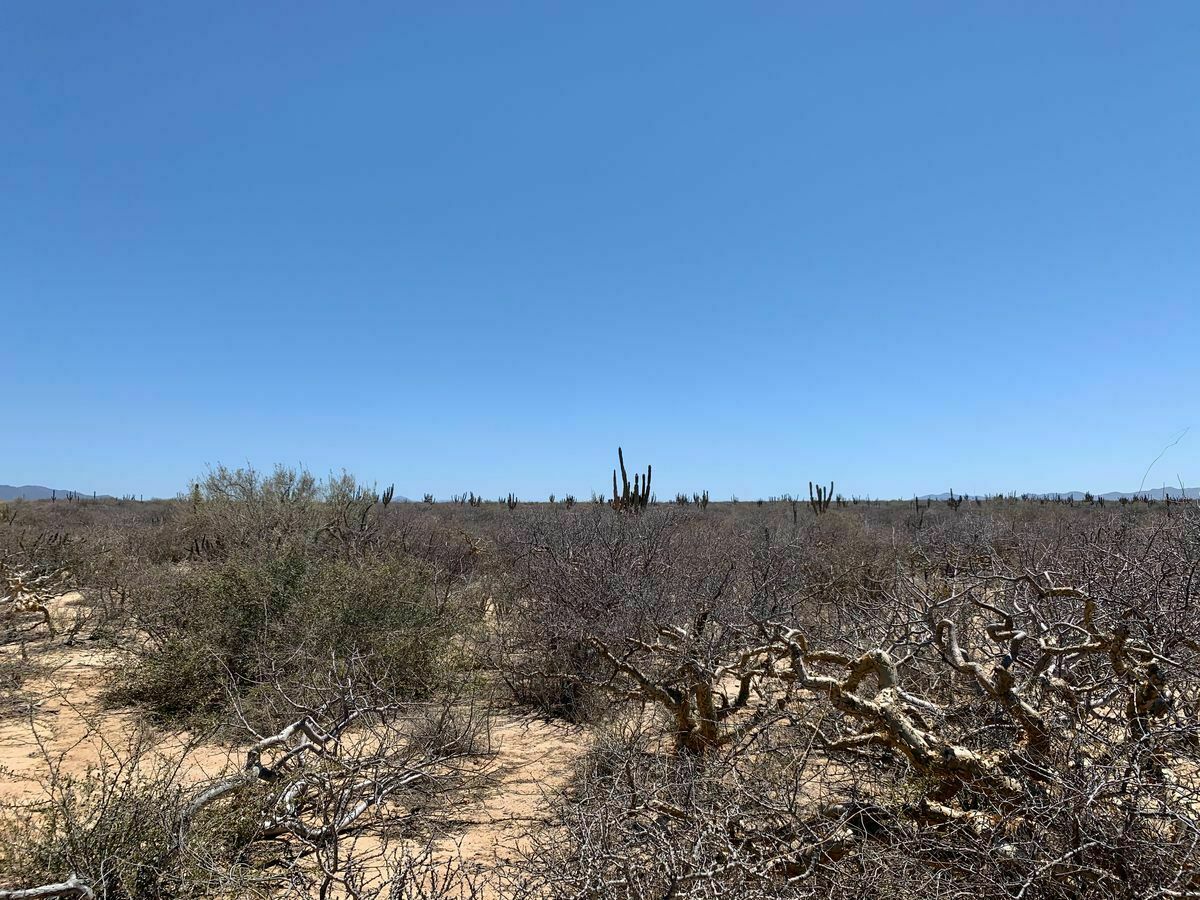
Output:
[110,633,226,718]
[114,552,460,722]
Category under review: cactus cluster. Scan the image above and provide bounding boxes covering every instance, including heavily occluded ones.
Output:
[673,491,710,509]
[611,447,651,512]
[809,481,833,515]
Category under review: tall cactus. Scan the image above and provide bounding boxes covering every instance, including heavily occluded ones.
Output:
[808,480,833,515]
[611,447,652,512]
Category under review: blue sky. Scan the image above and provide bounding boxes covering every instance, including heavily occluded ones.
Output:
[2,3,1198,499]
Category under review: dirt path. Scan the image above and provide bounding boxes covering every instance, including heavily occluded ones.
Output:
[0,640,129,800]
[440,713,587,870]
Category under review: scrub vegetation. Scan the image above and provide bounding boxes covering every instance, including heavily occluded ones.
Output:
[2,456,1198,899]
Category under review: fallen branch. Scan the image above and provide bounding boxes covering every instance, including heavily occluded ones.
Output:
[0,874,94,900]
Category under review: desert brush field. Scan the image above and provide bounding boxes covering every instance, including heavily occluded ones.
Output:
[2,458,1199,899]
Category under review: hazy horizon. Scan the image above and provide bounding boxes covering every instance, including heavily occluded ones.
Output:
[4,471,1199,505]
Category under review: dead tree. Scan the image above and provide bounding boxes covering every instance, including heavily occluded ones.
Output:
[0,876,94,900]
[587,609,784,753]
[1,559,68,636]
[558,542,1200,896]
[186,659,488,844]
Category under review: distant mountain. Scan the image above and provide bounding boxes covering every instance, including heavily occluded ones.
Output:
[0,484,89,501]
[918,488,1200,501]
[1097,487,1200,501]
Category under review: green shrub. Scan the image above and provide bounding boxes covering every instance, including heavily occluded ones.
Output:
[114,552,468,723]
[108,633,226,718]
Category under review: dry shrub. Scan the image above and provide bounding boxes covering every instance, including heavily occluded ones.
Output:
[501,506,1200,898]
[0,731,261,900]
[5,470,1200,899]
[1,664,495,900]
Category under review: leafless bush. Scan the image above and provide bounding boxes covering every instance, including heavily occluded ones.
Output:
[508,509,1200,898]
[490,505,724,721]
[0,723,254,899]
[0,651,39,721]
[1,656,494,900]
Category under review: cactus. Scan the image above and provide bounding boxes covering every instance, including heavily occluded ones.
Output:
[808,481,833,515]
[611,447,651,512]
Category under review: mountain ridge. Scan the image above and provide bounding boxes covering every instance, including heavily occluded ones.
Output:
[5,484,1199,503]
[918,487,1200,501]
[0,484,96,501]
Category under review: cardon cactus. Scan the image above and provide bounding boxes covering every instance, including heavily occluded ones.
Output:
[611,447,651,512]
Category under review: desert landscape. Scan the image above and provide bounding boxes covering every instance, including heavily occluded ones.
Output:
[2,459,1198,898]
[8,4,1199,897]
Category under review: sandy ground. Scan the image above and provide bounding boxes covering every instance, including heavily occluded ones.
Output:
[440,714,586,868]
[0,593,588,893]
[0,593,239,801]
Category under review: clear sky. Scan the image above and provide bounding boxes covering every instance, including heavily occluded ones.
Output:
[3,3,1198,500]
